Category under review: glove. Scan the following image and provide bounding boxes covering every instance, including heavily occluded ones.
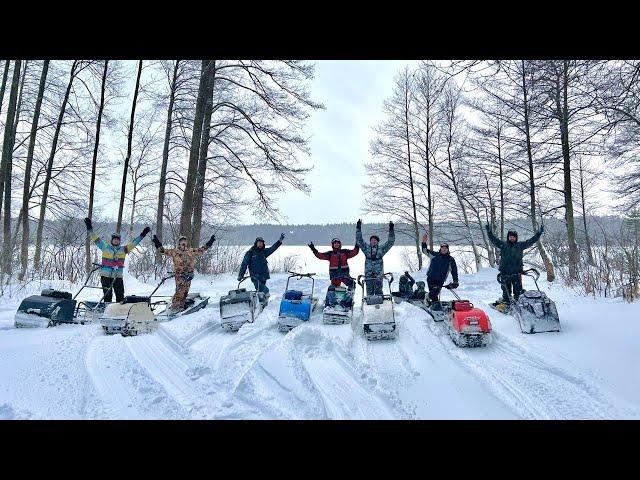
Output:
[450,282,459,289]
[279,233,285,241]
[84,217,93,230]
[485,223,490,231]
[308,241,316,251]
[237,275,243,282]
[140,226,151,238]
[151,235,162,249]
[389,221,394,231]
[540,224,545,234]
[356,219,362,229]
[205,234,216,248]
[405,271,409,275]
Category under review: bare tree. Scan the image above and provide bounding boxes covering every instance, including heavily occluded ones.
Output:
[33,60,82,271]
[116,60,142,233]
[19,60,49,280]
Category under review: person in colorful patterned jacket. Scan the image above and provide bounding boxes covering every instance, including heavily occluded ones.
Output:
[152,234,216,313]
[308,237,360,307]
[84,217,150,302]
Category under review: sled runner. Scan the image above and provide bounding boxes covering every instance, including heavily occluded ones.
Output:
[358,273,396,340]
[15,263,115,328]
[491,268,561,334]
[277,272,319,332]
[219,275,266,332]
[100,272,209,336]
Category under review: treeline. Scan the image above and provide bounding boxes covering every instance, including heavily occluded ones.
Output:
[0,60,322,283]
[366,61,640,299]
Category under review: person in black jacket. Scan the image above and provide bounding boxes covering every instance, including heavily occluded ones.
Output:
[422,233,459,303]
[485,224,544,303]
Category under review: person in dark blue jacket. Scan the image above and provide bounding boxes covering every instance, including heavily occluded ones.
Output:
[238,234,285,302]
[421,233,459,303]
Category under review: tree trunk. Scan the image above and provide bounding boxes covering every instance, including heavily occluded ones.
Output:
[0,60,9,120]
[425,99,434,252]
[85,60,108,273]
[447,143,481,271]
[403,76,422,270]
[34,60,78,271]
[579,158,596,266]
[522,60,556,282]
[191,60,217,246]
[0,60,21,275]
[19,60,49,280]
[3,60,29,274]
[156,60,180,264]
[116,60,142,233]
[180,60,212,237]
[556,61,580,281]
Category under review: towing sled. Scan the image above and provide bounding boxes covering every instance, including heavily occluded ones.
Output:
[358,273,396,340]
[322,282,355,324]
[219,276,267,332]
[15,263,115,328]
[277,272,319,332]
[100,272,209,336]
[425,285,492,347]
[491,268,560,334]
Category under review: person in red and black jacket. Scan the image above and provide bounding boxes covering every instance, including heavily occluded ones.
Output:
[308,237,359,307]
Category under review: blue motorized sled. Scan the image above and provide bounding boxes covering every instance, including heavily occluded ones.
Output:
[277,272,319,332]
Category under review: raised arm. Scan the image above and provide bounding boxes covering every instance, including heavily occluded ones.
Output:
[421,242,436,259]
[346,244,360,258]
[192,235,216,257]
[485,224,505,249]
[124,227,150,254]
[85,217,107,250]
[355,219,367,251]
[309,242,330,260]
[265,233,285,257]
[380,221,395,256]
[519,225,544,249]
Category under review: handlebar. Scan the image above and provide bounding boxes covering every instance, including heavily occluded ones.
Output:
[287,271,316,278]
[522,268,540,280]
[357,272,394,287]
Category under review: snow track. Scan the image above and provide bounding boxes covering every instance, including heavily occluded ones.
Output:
[3,269,640,419]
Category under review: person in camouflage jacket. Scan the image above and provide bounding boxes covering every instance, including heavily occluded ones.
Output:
[152,234,216,312]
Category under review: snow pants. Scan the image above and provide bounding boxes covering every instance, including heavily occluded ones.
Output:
[101,276,124,303]
[500,273,523,302]
[427,278,443,302]
[172,275,192,311]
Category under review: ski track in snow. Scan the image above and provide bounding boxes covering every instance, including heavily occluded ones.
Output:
[4,270,640,419]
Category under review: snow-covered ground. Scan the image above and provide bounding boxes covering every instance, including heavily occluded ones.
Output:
[1,266,639,419]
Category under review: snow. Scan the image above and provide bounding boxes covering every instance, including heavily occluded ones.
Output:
[1,264,639,419]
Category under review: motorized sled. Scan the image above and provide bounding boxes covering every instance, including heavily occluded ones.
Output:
[219,275,267,332]
[15,263,115,328]
[490,268,560,334]
[358,273,396,340]
[100,272,209,336]
[277,272,319,332]
[425,284,492,348]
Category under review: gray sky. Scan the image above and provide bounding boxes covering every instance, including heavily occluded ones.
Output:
[267,60,417,225]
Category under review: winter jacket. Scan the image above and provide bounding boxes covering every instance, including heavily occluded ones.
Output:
[356,225,395,277]
[238,239,282,282]
[399,273,415,296]
[311,245,360,280]
[486,226,542,275]
[422,243,459,285]
[88,229,142,278]
[158,245,210,279]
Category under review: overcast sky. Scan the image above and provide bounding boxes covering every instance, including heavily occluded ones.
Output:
[267,60,418,225]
